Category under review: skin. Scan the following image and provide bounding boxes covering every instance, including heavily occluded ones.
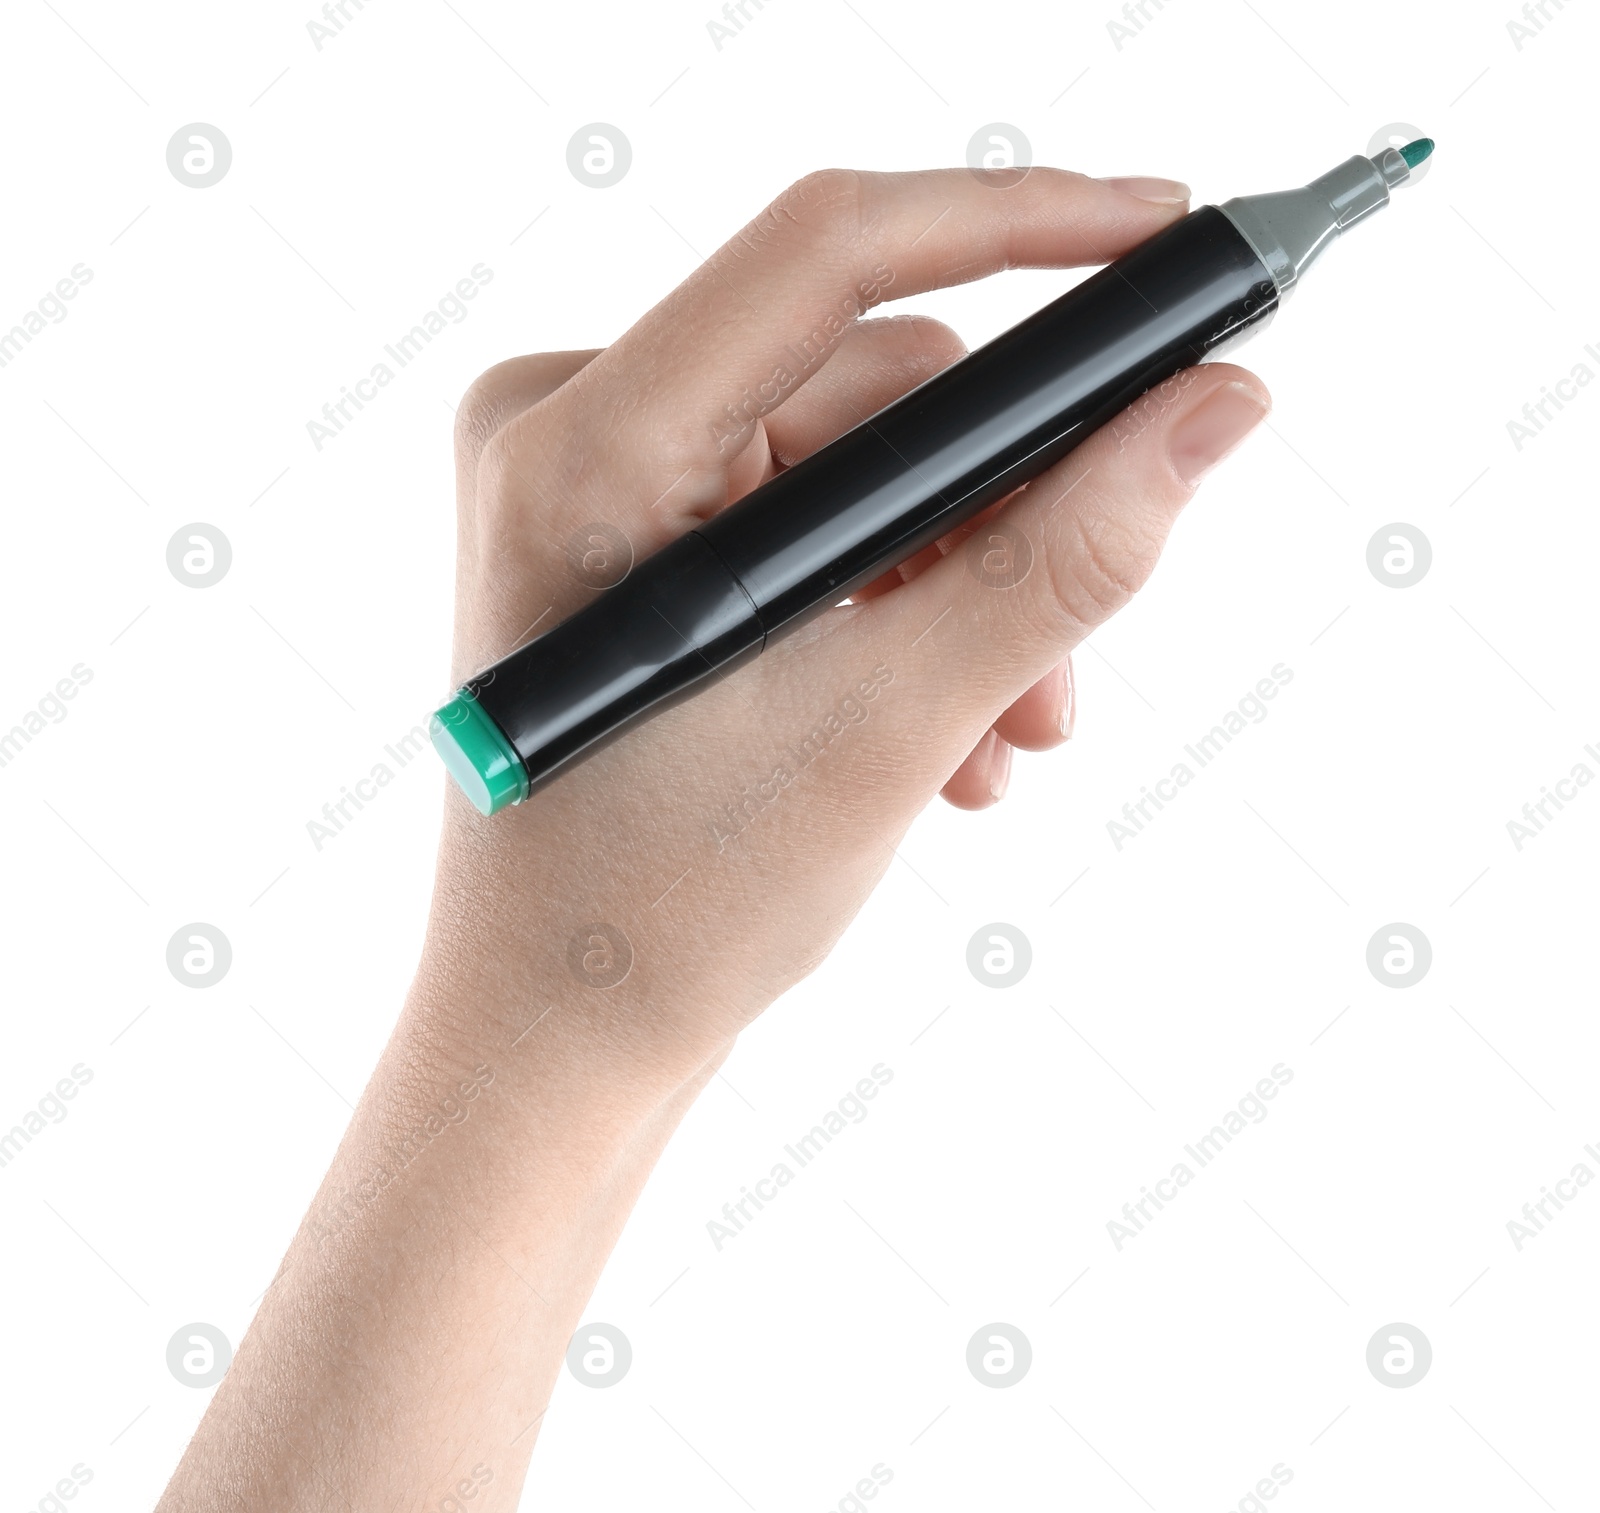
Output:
[157,166,1269,1509]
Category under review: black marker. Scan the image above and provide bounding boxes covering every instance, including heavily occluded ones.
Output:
[432,137,1434,814]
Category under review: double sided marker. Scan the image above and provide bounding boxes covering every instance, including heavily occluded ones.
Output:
[433,137,1435,815]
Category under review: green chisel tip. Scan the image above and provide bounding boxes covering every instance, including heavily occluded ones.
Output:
[1399,137,1435,169]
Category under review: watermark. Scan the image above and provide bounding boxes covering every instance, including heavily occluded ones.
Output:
[1106,0,1179,50]
[565,522,632,589]
[0,264,94,370]
[1106,1064,1294,1250]
[167,924,232,988]
[1368,122,1434,184]
[966,1323,1031,1386]
[1505,1144,1600,1250]
[566,124,631,188]
[0,1064,94,1171]
[21,1461,93,1513]
[826,1465,893,1510]
[306,265,494,451]
[966,123,1032,186]
[167,1322,232,1387]
[166,124,231,189]
[1508,0,1578,50]
[1365,924,1430,988]
[307,0,379,51]
[1366,1323,1431,1387]
[430,1464,494,1511]
[1505,743,1600,850]
[1109,364,1203,452]
[566,924,633,989]
[1365,524,1430,589]
[965,520,1033,589]
[707,263,894,455]
[1111,296,1275,410]
[306,723,433,851]
[966,923,1031,987]
[706,1064,894,1250]
[566,1323,631,1386]
[1506,340,1599,450]
[1106,664,1294,851]
[311,1065,494,1246]
[0,663,94,771]
[710,665,894,851]
[706,0,779,51]
[167,523,232,588]
[1226,1464,1294,1511]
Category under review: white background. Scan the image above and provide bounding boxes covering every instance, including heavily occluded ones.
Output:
[1,0,1596,1507]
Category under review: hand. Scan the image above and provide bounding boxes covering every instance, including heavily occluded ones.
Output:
[158,165,1269,1511]
[430,166,1269,1087]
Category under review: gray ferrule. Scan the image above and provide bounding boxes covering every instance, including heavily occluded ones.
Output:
[1218,149,1409,299]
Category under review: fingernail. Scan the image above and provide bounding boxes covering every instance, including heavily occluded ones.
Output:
[1169,380,1270,486]
[988,738,1013,802]
[1059,662,1076,741]
[1100,175,1190,205]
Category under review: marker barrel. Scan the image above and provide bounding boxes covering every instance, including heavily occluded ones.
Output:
[441,206,1278,810]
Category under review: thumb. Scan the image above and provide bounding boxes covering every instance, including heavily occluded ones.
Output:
[848,362,1270,782]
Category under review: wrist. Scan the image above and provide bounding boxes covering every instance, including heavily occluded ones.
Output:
[412,813,751,1105]
[293,959,713,1281]
[401,903,731,1142]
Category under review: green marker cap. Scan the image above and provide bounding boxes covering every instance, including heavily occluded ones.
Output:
[429,690,528,816]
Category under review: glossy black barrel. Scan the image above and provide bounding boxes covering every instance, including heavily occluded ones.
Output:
[466,529,763,789]
[467,206,1275,797]
[699,205,1276,632]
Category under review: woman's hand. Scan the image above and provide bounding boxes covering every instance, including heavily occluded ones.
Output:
[430,165,1269,1091]
[158,165,1268,1512]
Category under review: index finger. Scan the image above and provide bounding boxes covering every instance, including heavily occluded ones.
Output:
[519,167,1190,479]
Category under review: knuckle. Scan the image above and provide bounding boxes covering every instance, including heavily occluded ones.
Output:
[1041,504,1163,635]
[454,363,517,464]
[899,312,963,346]
[767,168,866,249]
[879,312,966,366]
[454,354,580,473]
[470,413,545,534]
